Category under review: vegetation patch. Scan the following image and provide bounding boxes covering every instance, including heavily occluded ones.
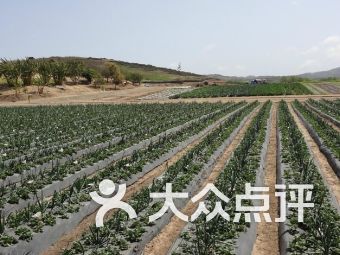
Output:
[171,83,312,98]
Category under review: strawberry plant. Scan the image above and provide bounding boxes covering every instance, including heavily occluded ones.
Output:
[279,101,340,254]
[308,99,340,121]
[293,100,340,158]
[171,101,271,254]
[63,102,259,254]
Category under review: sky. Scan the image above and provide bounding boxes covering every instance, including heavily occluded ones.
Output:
[1,0,340,76]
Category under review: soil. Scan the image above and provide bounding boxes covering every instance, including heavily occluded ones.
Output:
[143,105,262,255]
[0,84,340,106]
[0,84,168,105]
[252,103,279,255]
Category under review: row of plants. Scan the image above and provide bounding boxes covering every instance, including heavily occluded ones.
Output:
[0,103,225,161]
[0,102,244,208]
[293,100,340,159]
[322,99,340,108]
[170,101,271,255]
[278,101,340,254]
[170,83,311,98]
[307,99,340,121]
[0,103,228,180]
[0,102,252,247]
[61,102,260,255]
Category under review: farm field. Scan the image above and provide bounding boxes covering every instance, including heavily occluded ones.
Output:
[303,82,340,95]
[171,83,312,98]
[2,1,340,254]
[0,98,339,255]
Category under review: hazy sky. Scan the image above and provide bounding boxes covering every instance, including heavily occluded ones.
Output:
[1,0,340,76]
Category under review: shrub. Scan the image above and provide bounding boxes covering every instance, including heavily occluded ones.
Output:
[127,72,143,84]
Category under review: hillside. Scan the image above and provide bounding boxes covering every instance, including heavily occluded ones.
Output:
[208,66,340,81]
[47,56,203,82]
[298,67,340,79]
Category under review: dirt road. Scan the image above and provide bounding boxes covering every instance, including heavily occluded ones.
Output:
[0,84,340,106]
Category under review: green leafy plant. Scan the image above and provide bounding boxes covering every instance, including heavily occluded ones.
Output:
[15,227,32,241]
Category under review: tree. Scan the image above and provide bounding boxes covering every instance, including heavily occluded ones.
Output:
[101,68,110,83]
[82,68,99,84]
[112,66,123,90]
[50,61,67,86]
[280,76,303,83]
[36,59,52,94]
[0,58,22,96]
[105,63,123,89]
[128,72,143,85]
[21,57,36,86]
[66,61,84,84]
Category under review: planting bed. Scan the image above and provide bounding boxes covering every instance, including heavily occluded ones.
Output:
[305,99,340,128]
[307,99,340,121]
[0,102,249,250]
[292,100,340,177]
[168,101,272,255]
[278,101,340,254]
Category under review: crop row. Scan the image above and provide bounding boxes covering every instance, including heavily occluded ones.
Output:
[61,103,260,255]
[0,102,256,251]
[0,103,231,181]
[293,100,339,159]
[306,99,340,121]
[171,83,311,98]
[170,101,271,255]
[0,102,244,211]
[278,101,340,254]
[0,103,225,161]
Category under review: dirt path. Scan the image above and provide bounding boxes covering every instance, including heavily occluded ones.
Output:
[1,84,339,106]
[0,85,169,106]
[252,103,279,255]
[143,104,263,255]
[288,103,340,206]
[42,107,245,255]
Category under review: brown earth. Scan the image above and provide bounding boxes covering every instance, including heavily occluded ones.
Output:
[0,84,340,106]
[0,84,168,105]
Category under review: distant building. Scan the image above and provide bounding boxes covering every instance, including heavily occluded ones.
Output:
[250,79,267,85]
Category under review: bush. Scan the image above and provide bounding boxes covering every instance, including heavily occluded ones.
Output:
[82,68,99,84]
[50,61,67,85]
[21,57,36,86]
[127,72,143,84]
